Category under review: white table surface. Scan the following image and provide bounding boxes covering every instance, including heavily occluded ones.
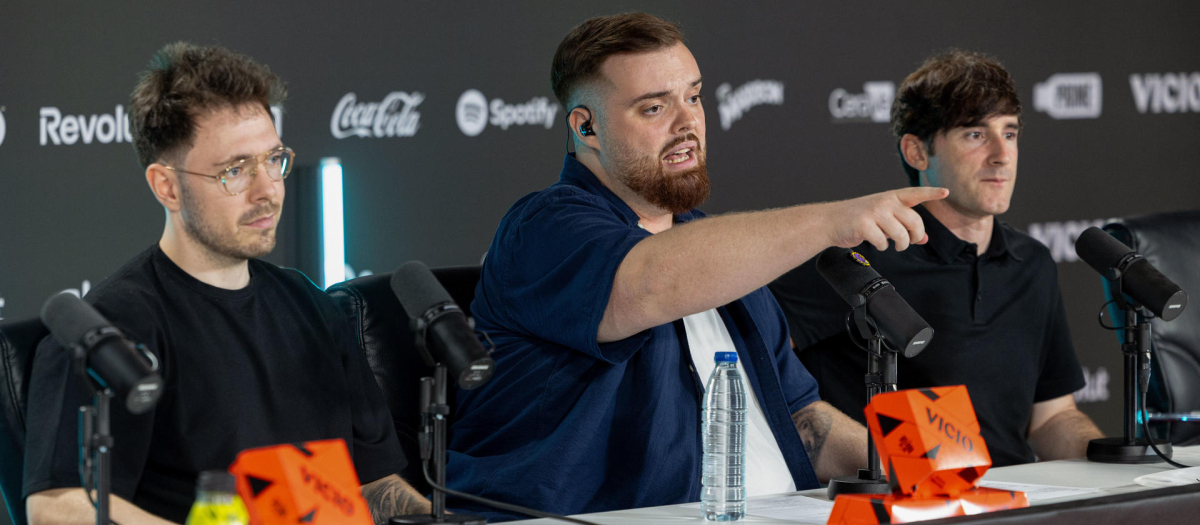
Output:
[509,445,1200,524]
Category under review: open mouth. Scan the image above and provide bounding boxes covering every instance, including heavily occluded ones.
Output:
[662,140,699,166]
[664,147,692,164]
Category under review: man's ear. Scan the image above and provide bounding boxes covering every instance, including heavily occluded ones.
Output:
[568,107,601,152]
[146,163,183,212]
[900,133,931,171]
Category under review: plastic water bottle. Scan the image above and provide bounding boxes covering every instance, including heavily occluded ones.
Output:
[701,351,746,521]
[185,470,249,525]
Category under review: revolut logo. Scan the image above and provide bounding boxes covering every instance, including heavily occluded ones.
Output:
[40,105,132,145]
[1027,218,1117,263]
[1130,72,1200,114]
[330,92,423,139]
[1034,73,1103,119]
[455,89,557,137]
[40,104,283,146]
[716,79,784,131]
[829,81,894,123]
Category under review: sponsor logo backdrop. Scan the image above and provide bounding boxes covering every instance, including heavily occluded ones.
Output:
[2,1,1198,480]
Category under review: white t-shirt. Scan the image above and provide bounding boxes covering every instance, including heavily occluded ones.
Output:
[683,308,797,496]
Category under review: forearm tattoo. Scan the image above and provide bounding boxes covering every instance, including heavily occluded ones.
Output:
[361,477,429,525]
[792,403,834,465]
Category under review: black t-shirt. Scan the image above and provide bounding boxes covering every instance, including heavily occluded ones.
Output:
[22,245,405,522]
[769,206,1086,467]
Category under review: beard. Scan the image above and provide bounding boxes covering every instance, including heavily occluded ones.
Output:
[607,132,710,215]
[178,180,280,263]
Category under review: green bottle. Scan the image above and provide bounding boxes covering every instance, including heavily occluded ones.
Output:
[185,470,250,525]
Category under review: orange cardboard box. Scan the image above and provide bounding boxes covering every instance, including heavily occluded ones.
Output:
[864,386,992,497]
[228,439,372,525]
[827,486,1029,525]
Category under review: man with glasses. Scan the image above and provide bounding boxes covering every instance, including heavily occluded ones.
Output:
[23,43,429,525]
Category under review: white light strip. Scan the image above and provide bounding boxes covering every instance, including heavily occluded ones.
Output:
[320,157,345,289]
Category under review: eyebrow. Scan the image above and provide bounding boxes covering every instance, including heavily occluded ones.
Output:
[626,77,703,107]
[211,143,284,167]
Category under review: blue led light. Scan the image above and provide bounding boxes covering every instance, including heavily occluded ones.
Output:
[321,158,345,289]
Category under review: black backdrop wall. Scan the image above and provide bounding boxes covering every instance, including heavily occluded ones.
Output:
[1,1,1198,519]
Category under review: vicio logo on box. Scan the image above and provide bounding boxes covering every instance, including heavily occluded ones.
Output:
[1034,73,1102,119]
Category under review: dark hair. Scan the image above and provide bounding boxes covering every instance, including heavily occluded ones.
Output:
[551,12,684,108]
[129,42,286,168]
[891,50,1022,186]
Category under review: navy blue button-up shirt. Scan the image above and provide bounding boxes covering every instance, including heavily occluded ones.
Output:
[447,155,821,521]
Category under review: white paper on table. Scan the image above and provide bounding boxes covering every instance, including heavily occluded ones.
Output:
[1133,466,1200,488]
[680,494,834,523]
[977,480,1100,502]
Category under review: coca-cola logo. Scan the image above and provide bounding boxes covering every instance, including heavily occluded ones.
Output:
[330,92,423,139]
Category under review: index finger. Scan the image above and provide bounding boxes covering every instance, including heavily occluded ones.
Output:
[895,186,949,207]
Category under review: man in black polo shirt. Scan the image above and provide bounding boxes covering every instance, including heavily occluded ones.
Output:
[770,50,1104,466]
[23,43,428,524]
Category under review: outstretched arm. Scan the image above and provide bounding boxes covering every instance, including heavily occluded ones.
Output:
[599,187,948,342]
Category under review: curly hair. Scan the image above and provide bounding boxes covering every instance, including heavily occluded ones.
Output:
[891,50,1022,186]
[129,42,286,168]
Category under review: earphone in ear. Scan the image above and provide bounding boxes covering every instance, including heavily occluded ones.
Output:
[579,121,594,136]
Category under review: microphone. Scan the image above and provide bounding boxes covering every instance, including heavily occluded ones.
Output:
[816,247,934,358]
[40,292,164,414]
[1075,226,1187,321]
[390,262,494,389]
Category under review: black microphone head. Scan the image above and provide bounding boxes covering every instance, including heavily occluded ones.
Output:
[1075,226,1187,320]
[816,247,883,306]
[1075,227,1132,279]
[41,292,163,414]
[390,261,495,389]
[391,261,455,318]
[41,292,108,349]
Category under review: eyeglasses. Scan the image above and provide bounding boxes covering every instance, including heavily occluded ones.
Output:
[164,146,295,196]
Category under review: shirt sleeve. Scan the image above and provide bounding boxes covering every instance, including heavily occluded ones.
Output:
[751,287,822,415]
[487,192,653,363]
[1033,282,1087,403]
[333,308,407,485]
[22,333,158,502]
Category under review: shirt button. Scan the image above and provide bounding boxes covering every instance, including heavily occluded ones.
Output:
[976,293,982,302]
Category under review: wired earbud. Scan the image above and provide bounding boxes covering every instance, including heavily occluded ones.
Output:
[565,105,595,154]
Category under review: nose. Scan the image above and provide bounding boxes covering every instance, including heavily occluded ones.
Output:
[673,100,700,135]
[246,158,281,202]
[987,134,1015,167]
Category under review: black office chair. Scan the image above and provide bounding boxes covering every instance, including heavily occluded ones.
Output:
[1,317,50,525]
[327,265,482,495]
[1103,210,1200,445]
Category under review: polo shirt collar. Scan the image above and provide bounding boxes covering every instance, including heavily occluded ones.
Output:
[916,204,1024,264]
[558,153,704,225]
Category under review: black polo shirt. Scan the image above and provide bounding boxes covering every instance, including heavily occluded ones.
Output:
[769,205,1086,466]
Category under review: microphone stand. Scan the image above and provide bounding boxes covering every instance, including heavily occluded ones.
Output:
[827,300,896,498]
[73,345,113,525]
[1087,279,1172,463]
[391,326,485,524]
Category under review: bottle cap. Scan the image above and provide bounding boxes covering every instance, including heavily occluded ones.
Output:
[714,352,738,363]
[196,470,237,494]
